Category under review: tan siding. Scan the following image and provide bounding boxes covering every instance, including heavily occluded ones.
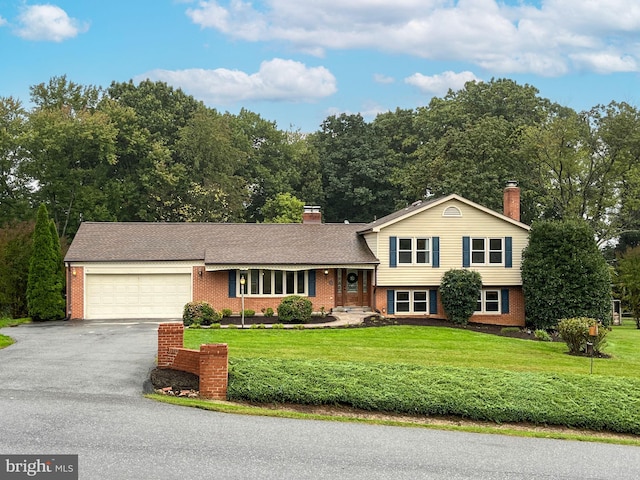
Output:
[362,232,378,258]
[375,199,529,287]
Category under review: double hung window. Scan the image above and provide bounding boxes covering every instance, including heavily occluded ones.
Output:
[476,290,500,313]
[471,238,503,265]
[398,238,430,265]
[395,290,428,313]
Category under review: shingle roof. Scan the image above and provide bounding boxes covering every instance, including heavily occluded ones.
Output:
[64,222,380,266]
[358,197,443,232]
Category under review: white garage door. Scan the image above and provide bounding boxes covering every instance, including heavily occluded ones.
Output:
[85,274,191,319]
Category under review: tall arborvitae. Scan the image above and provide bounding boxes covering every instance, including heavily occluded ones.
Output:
[26,204,65,320]
[49,219,65,300]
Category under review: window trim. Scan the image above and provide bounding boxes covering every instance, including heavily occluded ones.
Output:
[475,289,501,314]
[397,237,431,266]
[238,269,308,297]
[395,290,429,314]
[470,237,504,266]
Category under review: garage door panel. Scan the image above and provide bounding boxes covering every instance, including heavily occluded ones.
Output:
[85,274,191,319]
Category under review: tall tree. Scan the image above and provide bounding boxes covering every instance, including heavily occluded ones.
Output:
[400,79,552,224]
[0,221,34,317]
[616,246,640,329]
[30,75,102,113]
[26,204,64,321]
[107,80,203,147]
[373,108,420,208]
[0,97,29,224]
[314,113,397,223]
[23,106,118,237]
[173,109,248,222]
[520,103,640,242]
[235,109,300,221]
[285,130,323,207]
[97,99,173,222]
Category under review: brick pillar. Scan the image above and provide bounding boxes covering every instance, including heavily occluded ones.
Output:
[198,344,228,400]
[158,323,184,368]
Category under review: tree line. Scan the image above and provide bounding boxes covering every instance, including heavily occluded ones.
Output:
[3,75,640,318]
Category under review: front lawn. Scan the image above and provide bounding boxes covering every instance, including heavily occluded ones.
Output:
[185,323,640,378]
[183,324,640,434]
[0,317,30,349]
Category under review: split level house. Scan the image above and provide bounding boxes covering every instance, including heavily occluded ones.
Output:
[64,183,530,326]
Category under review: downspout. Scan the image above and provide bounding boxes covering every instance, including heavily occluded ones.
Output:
[372,264,378,313]
[64,262,71,320]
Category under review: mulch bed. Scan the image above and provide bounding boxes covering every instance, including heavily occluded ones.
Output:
[358,315,558,341]
[219,315,334,326]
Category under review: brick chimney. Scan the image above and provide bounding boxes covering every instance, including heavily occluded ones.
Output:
[303,205,322,224]
[503,181,520,222]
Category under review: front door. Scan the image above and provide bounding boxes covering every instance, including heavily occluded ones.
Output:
[335,269,369,307]
[345,269,360,306]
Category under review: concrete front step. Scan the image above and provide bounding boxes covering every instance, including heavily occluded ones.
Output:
[332,306,372,313]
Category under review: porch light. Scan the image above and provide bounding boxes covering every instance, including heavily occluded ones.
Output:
[324,269,329,275]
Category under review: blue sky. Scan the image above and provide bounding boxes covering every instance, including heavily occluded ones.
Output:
[1,0,639,132]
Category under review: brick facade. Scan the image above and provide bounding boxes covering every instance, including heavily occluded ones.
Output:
[193,267,337,315]
[374,286,525,327]
[157,323,228,400]
[66,266,84,319]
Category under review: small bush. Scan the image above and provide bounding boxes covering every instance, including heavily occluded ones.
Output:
[221,308,233,317]
[558,317,608,354]
[182,301,221,327]
[243,309,255,317]
[227,324,238,329]
[250,323,266,329]
[277,295,313,323]
[272,323,284,329]
[261,307,274,317]
[210,323,221,329]
[534,329,552,342]
[500,327,520,334]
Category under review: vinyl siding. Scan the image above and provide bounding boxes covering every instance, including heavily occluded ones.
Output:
[373,199,529,287]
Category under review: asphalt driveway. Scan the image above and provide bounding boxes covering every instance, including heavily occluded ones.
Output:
[1,319,640,479]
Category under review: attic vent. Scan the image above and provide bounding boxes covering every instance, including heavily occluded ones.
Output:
[443,206,462,217]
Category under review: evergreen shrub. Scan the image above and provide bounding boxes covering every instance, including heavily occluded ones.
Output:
[277,295,313,323]
[439,269,482,325]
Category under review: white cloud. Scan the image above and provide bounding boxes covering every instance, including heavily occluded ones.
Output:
[185,0,640,76]
[373,73,394,84]
[15,4,88,42]
[0,16,7,27]
[137,58,337,104]
[405,71,480,96]
[570,52,638,74]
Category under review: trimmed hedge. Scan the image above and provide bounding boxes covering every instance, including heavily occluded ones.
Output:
[227,357,640,434]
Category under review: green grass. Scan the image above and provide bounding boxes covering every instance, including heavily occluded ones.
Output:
[145,394,640,446]
[181,323,640,435]
[185,323,640,378]
[0,317,30,349]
